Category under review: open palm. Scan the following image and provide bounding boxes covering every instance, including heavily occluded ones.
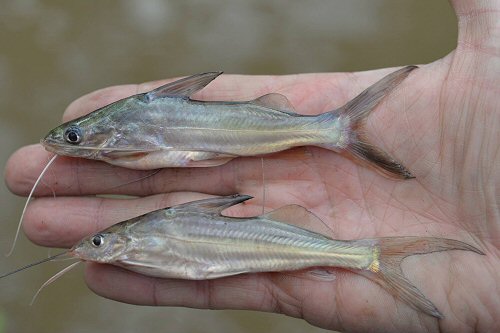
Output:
[5,0,500,332]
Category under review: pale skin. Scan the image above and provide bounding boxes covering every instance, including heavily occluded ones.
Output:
[4,0,500,331]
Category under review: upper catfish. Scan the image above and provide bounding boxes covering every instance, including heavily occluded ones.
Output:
[41,72,224,160]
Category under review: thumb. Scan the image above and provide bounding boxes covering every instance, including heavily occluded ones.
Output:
[449,0,500,47]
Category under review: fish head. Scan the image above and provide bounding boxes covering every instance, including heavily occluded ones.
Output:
[41,121,110,159]
[70,230,129,263]
[40,97,152,160]
[40,102,123,159]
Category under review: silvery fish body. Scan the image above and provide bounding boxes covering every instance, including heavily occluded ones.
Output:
[41,67,418,178]
[82,196,375,280]
[70,195,483,318]
[59,97,344,170]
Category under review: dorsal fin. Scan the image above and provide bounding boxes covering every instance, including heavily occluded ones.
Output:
[263,205,334,236]
[175,194,252,215]
[251,93,296,113]
[146,72,223,100]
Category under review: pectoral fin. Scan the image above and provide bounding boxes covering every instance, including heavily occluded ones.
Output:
[102,148,159,159]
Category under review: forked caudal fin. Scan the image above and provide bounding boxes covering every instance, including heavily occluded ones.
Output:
[359,237,484,318]
[335,66,417,179]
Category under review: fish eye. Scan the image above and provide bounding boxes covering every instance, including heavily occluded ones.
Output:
[64,126,82,144]
[91,234,104,247]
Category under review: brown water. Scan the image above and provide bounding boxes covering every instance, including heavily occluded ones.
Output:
[0,1,457,332]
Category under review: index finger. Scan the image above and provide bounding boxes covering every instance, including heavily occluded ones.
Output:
[62,72,352,123]
[62,84,138,122]
[61,75,271,122]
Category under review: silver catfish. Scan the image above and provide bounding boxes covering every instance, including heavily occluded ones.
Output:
[63,195,481,318]
[41,66,418,178]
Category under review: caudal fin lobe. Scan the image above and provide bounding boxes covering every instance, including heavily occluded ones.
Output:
[360,237,484,318]
[341,66,418,179]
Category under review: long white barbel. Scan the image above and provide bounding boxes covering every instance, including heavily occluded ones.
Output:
[6,154,58,257]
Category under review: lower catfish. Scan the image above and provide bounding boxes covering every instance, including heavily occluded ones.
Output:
[3,195,483,318]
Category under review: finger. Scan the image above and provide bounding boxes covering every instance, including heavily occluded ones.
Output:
[5,143,315,198]
[85,263,291,313]
[62,84,138,122]
[62,70,392,122]
[449,0,500,48]
[22,192,262,248]
[84,263,351,328]
[84,260,426,331]
[4,144,240,197]
[62,75,281,122]
[62,75,288,122]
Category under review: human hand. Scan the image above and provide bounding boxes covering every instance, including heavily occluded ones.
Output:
[5,0,499,331]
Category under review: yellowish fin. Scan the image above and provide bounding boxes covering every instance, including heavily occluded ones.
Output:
[357,237,484,318]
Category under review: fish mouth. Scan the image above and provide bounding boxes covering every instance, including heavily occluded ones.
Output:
[40,139,104,159]
[40,138,75,155]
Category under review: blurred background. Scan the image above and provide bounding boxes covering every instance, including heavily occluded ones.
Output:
[0,1,457,332]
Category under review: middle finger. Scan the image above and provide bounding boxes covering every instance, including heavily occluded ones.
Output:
[22,192,263,248]
[6,145,243,197]
[6,144,313,197]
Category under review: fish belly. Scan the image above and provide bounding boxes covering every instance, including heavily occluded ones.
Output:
[103,150,236,169]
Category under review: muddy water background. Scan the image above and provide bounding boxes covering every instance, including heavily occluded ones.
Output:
[0,1,456,332]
